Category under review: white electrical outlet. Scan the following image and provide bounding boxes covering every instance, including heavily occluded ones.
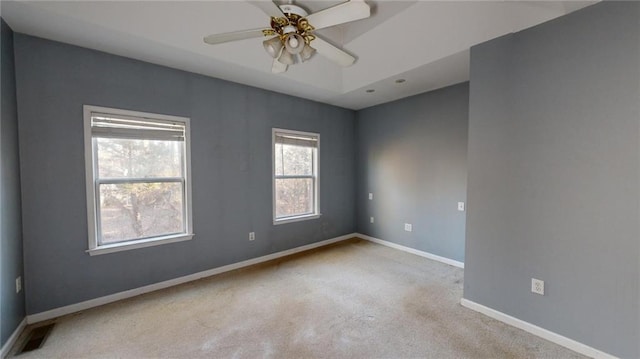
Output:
[16,276,22,293]
[249,232,255,241]
[458,202,465,211]
[368,193,373,200]
[531,278,544,295]
[404,223,412,232]
[370,217,374,223]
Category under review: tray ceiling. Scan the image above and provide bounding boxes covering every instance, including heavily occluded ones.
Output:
[1,1,598,109]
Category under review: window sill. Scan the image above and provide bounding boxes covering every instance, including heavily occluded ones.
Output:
[273,213,321,225]
[87,233,194,256]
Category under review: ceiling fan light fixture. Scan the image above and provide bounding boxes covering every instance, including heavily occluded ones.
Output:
[263,36,283,58]
[300,44,316,62]
[277,48,295,65]
[284,33,305,55]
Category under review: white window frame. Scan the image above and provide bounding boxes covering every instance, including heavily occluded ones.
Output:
[84,105,194,256]
[272,128,320,225]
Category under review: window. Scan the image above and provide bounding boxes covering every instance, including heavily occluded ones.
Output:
[272,128,320,224]
[84,105,193,255]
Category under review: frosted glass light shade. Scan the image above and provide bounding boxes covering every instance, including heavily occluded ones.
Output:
[284,33,305,55]
[263,36,283,58]
[277,48,295,65]
[300,44,316,62]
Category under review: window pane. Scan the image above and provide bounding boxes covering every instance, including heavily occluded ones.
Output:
[275,178,313,218]
[275,144,313,176]
[98,182,184,244]
[96,138,183,178]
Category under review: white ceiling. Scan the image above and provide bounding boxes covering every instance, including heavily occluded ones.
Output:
[1,0,598,110]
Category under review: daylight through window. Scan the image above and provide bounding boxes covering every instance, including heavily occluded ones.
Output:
[84,106,193,255]
[273,128,320,224]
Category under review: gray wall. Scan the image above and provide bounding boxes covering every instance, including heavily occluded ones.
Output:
[355,83,468,263]
[464,2,639,357]
[1,19,26,346]
[13,34,355,315]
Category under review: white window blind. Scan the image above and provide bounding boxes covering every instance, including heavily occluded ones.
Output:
[274,132,318,148]
[91,113,185,141]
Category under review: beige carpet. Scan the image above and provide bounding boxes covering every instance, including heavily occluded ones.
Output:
[11,238,585,358]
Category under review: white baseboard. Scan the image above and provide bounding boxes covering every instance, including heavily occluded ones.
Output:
[460,298,617,359]
[355,233,464,268]
[1,317,26,359]
[27,233,356,324]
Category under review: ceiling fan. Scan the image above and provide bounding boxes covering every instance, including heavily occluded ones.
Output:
[203,0,371,73]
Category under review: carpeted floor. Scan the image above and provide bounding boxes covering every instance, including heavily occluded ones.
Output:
[11,238,586,358]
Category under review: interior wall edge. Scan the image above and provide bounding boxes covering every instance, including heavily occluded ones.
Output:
[0,16,26,351]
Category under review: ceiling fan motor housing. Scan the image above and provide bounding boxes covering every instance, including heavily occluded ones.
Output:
[281,25,297,35]
[279,4,308,17]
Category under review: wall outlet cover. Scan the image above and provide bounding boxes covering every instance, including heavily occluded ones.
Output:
[404,223,412,232]
[531,278,544,295]
[368,193,373,200]
[370,217,374,223]
[458,202,465,211]
[16,276,22,293]
[249,232,255,241]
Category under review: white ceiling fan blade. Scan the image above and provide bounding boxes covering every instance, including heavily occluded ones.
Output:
[203,28,266,45]
[272,59,288,73]
[248,0,285,18]
[311,37,356,67]
[203,29,266,45]
[306,0,371,30]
